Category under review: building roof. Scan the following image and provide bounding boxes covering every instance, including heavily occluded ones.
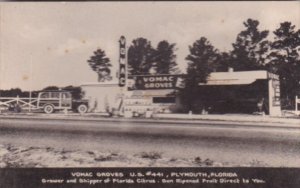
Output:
[127,89,175,97]
[200,70,277,85]
[81,82,119,87]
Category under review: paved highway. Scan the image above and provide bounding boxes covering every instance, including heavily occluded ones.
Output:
[0,117,299,166]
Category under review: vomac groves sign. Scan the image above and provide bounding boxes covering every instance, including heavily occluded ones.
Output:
[128,75,181,90]
[119,36,126,87]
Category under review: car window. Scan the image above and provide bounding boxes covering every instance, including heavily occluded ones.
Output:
[40,92,49,98]
[51,92,60,98]
[62,92,71,99]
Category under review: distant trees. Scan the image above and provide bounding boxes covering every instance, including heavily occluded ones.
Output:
[3,19,298,114]
[128,38,179,75]
[178,18,300,112]
[87,48,112,82]
[230,19,269,71]
[0,85,84,99]
[217,52,231,72]
[185,37,220,82]
[123,19,299,112]
[42,86,60,91]
[0,88,30,97]
[153,40,179,74]
[267,22,300,99]
[178,37,220,112]
[128,38,155,75]
[228,19,300,101]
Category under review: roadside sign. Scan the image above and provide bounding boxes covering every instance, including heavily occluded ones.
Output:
[119,36,126,87]
[127,75,182,90]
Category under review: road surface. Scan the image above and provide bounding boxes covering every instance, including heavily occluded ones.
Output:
[0,117,299,167]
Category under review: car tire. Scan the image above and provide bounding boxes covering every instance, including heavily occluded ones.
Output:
[77,104,88,114]
[44,105,54,114]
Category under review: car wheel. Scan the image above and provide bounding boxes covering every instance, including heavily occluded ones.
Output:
[77,104,88,114]
[44,105,54,114]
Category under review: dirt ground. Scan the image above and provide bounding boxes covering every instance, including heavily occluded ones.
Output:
[0,144,267,167]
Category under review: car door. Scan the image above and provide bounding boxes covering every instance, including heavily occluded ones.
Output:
[60,92,72,109]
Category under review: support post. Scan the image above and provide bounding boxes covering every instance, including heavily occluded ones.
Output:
[296,96,298,113]
[29,53,33,112]
[16,95,19,104]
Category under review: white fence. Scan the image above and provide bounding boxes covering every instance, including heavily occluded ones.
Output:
[0,96,38,111]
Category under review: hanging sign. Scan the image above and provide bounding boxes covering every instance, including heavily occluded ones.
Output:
[128,75,182,90]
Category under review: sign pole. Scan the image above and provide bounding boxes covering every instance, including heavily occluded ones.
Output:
[118,36,127,116]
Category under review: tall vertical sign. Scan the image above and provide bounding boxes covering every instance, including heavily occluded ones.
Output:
[119,36,126,87]
[268,72,281,116]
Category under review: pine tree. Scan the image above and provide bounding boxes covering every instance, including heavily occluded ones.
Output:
[178,37,220,113]
[268,22,300,99]
[87,49,112,82]
[186,37,220,83]
[153,40,179,74]
[128,38,155,75]
[231,19,269,71]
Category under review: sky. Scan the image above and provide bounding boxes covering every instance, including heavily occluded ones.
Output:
[0,1,299,90]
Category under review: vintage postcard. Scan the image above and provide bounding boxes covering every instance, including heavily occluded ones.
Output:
[0,1,299,188]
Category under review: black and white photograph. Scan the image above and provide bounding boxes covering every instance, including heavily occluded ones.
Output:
[0,1,299,187]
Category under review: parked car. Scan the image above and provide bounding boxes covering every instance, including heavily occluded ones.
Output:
[37,91,89,114]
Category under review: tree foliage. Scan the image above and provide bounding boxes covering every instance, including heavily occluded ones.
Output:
[128,38,179,75]
[178,37,220,113]
[0,85,84,100]
[185,37,220,83]
[42,86,60,91]
[178,19,300,113]
[0,88,30,97]
[267,22,300,99]
[217,52,231,72]
[230,19,269,71]
[153,40,179,74]
[87,49,112,82]
[128,38,155,75]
